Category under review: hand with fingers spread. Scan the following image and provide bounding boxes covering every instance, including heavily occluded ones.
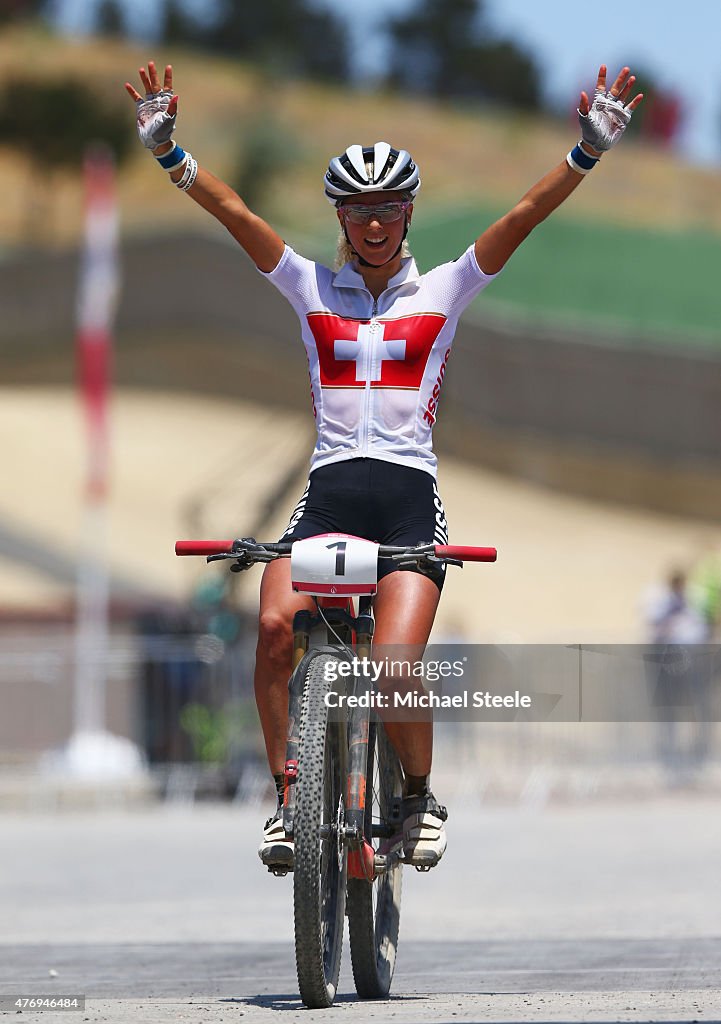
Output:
[121,57,285,272]
[124,61,178,150]
[577,65,644,154]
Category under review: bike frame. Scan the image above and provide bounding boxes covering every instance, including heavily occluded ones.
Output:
[176,534,497,1004]
[284,595,377,879]
[175,535,497,879]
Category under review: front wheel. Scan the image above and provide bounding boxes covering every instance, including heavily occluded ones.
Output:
[293,652,348,1008]
[347,718,404,998]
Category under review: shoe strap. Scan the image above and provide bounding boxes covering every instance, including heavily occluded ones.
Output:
[403,793,448,821]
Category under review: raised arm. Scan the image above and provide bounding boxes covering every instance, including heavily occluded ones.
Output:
[474,65,643,276]
[125,61,285,273]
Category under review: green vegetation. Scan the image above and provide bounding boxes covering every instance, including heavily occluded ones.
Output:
[386,0,539,108]
[0,25,717,348]
[0,73,133,239]
[0,0,46,25]
[412,206,721,347]
[305,205,721,349]
[231,107,303,215]
[0,77,133,167]
[180,701,256,764]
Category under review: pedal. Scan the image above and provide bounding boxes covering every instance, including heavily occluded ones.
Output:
[373,853,388,876]
[375,842,403,875]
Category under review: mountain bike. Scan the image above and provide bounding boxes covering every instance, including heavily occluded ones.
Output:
[176,534,496,1007]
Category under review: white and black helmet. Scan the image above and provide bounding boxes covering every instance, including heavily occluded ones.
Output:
[324,142,421,206]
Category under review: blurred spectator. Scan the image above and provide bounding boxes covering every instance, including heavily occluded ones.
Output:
[644,569,707,645]
[642,569,712,782]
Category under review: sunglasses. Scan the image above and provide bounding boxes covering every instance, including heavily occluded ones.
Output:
[339,200,411,225]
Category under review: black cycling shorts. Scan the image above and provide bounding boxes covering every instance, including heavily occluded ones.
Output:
[280,458,449,591]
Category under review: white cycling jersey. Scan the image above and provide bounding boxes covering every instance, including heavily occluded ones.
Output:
[261,243,499,478]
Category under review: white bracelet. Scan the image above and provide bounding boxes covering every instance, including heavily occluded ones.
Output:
[182,159,198,192]
[175,153,195,189]
[169,153,189,179]
[178,156,198,192]
[153,141,176,159]
[177,156,195,190]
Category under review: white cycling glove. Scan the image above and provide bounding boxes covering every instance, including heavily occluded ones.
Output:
[578,88,633,152]
[135,89,176,150]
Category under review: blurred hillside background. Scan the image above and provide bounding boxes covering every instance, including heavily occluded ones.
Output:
[1,0,720,801]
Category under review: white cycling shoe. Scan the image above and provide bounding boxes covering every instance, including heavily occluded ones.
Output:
[259,796,447,872]
[258,809,294,872]
[401,790,448,869]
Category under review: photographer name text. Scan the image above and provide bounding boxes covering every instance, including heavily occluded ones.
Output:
[324,689,532,710]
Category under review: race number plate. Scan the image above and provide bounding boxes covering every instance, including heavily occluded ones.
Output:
[291,534,379,596]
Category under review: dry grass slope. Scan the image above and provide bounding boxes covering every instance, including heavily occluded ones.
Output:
[3,25,719,249]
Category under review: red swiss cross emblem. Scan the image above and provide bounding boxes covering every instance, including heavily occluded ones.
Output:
[307,313,446,389]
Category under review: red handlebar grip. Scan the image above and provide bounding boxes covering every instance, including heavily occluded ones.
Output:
[434,545,497,562]
[175,540,234,556]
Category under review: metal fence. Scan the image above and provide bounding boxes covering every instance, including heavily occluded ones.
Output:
[1,626,719,805]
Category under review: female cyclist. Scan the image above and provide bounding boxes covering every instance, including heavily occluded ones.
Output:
[126,61,642,870]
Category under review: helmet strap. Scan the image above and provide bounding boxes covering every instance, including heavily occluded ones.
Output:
[344,217,410,269]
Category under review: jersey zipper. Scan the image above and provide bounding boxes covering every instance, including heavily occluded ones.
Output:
[360,295,378,456]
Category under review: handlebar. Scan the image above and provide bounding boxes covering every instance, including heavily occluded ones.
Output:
[175,538,497,565]
[433,545,497,563]
[175,540,235,556]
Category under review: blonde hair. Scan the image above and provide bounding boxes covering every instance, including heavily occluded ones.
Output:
[334,228,412,271]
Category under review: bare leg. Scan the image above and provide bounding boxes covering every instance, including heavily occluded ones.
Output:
[254,562,441,778]
[372,570,441,778]
[254,558,315,774]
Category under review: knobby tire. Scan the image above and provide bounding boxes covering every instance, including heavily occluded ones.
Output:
[346,719,403,998]
[293,652,348,1008]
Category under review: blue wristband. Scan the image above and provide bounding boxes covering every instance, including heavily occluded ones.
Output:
[567,143,599,174]
[156,144,186,170]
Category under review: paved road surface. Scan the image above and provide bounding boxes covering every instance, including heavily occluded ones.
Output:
[1,797,720,1022]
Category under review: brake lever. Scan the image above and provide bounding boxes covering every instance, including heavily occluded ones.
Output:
[391,554,463,571]
[420,554,463,570]
[230,556,254,573]
[207,538,279,572]
[389,544,434,564]
[230,550,282,571]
